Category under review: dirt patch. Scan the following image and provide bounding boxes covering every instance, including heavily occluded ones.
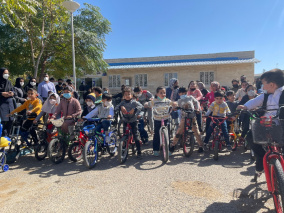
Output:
[172,181,223,200]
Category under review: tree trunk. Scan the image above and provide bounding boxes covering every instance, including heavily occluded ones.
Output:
[39,57,48,82]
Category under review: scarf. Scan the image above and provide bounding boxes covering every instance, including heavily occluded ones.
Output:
[41,92,60,114]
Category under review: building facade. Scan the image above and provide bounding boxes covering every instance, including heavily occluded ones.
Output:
[79,51,259,94]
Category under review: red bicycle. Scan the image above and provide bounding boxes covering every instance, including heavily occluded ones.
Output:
[247,108,284,212]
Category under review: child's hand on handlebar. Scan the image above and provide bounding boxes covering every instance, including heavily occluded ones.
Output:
[121,106,127,114]
[237,105,247,110]
[26,111,31,115]
[107,115,112,119]
[128,109,135,115]
[66,115,73,119]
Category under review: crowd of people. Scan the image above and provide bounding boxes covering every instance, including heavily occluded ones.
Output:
[1,66,284,178]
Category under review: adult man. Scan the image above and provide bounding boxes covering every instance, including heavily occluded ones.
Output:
[38,73,56,101]
[231,79,240,93]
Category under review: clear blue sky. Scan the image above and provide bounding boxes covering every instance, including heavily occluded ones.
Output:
[76,0,284,74]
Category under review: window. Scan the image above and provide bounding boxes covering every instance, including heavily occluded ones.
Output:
[109,75,121,88]
[134,74,147,87]
[164,73,178,87]
[200,72,214,85]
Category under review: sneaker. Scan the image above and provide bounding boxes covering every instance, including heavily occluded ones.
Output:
[203,143,209,151]
[153,151,159,156]
[226,144,232,151]
[198,147,204,153]
[137,151,142,159]
[105,136,111,143]
[251,170,264,182]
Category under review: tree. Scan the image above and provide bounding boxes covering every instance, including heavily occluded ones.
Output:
[0,1,111,81]
[0,0,39,27]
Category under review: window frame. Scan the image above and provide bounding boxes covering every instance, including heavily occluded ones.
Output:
[108,74,121,88]
[134,74,148,88]
[200,71,214,86]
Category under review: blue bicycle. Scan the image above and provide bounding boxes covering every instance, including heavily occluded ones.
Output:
[0,119,11,172]
[82,118,117,169]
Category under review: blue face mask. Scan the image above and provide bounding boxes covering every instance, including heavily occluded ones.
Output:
[63,93,71,99]
[180,94,187,99]
[157,96,166,101]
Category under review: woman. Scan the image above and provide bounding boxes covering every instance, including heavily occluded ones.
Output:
[0,67,15,135]
[14,77,26,105]
[187,81,203,132]
[237,85,258,148]
[24,78,37,93]
[197,82,209,98]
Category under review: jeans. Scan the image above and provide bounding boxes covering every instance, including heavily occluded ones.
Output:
[20,119,38,145]
[204,119,230,145]
[138,118,148,143]
[196,110,202,132]
[94,120,112,134]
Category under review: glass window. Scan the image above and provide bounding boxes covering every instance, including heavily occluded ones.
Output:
[134,74,147,87]
[109,75,121,88]
[200,72,214,85]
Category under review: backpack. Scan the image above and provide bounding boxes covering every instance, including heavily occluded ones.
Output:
[262,91,284,118]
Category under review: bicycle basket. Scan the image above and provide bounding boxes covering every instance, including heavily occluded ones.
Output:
[50,117,65,128]
[251,118,284,145]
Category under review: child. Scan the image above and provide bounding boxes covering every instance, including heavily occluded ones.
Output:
[146,86,176,156]
[93,87,103,104]
[237,69,284,179]
[171,87,204,153]
[235,81,249,101]
[8,88,42,145]
[226,90,238,114]
[204,91,231,151]
[52,86,82,134]
[115,87,143,158]
[81,93,96,117]
[85,94,114,142]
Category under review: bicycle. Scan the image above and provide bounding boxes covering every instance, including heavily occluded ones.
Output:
[152,102,172,163]
[0,119,11,172]
[118,114,141,164]
[47,117,76,164]
[246,107,284,212]
[83,118,117,169]
[176,107,196,157]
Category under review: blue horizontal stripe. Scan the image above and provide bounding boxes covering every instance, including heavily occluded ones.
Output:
[108,57,252,67]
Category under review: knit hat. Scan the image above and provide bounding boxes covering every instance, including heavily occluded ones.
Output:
[86,93,96,103]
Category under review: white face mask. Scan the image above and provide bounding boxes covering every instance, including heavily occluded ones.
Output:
[27,97,31,100]
[30,82,36,86]
[136,93,142,97]
[247,90,256,97]
[86,101,93,106]
[104,101,112,107]
[44,77,49,82]
[3,74,9,80]
[20,82,24,87]
[49,99,57,105]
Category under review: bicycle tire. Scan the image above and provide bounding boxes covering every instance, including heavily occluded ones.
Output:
[270,158,284,212]
[83,140,98,169]
[213,140,219,161]
[48,138,66,164]
[183,132,195,157]
[161,128,169,163]
[35,140,48,161]
[106,132,117,157]
[118,136,128,164]
[117,120,123,138]
[68,142,83,162]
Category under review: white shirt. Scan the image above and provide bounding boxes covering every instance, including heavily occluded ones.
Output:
[244,86,284,117]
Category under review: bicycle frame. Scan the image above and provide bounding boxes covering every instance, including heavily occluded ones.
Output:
[209,117,227,149]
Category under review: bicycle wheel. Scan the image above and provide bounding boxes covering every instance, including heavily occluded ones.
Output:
[270,158,284,212]
[118,136,128,164]
[106,132,117,157]
[35,140,48,161]
[1,153,9,172]
[161,128,169,163]
[117,120,123,138]
[48,138,66,164]
[183,132,195,157]
[213,139,219,161]
[83,140,98,169]
[68,142,83,162]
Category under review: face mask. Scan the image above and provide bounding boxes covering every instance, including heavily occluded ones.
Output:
[233,84,239,88]
[20,82,24,87]
[136,93,142,97]
[44,77,49,82]
[63,93,71,99]
[86,101,93,106]
[103,91,108,94]
[247,90,256,97]
[157,96,166,101]
[263,89,268,94]
[190,88,196,91]
[49,99,57,105]
[58,82,62,85]
[30,82,36,86]
[180,94,187,99]
[104,101,112,107]
[3,74,9,80]
[27,97,31,100]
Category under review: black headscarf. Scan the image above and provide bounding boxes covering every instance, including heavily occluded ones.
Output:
[24,78,37,93]
[0,67,13,101]
[15,77,24,88]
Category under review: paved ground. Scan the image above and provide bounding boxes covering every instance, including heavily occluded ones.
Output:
[0,140,275,213]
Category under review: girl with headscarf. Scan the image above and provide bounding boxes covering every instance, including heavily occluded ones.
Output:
[0,67,15,135]
[34,92,60,124]
[197,82,209,98]
[24,78,37,93]
[14,77,26,104]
